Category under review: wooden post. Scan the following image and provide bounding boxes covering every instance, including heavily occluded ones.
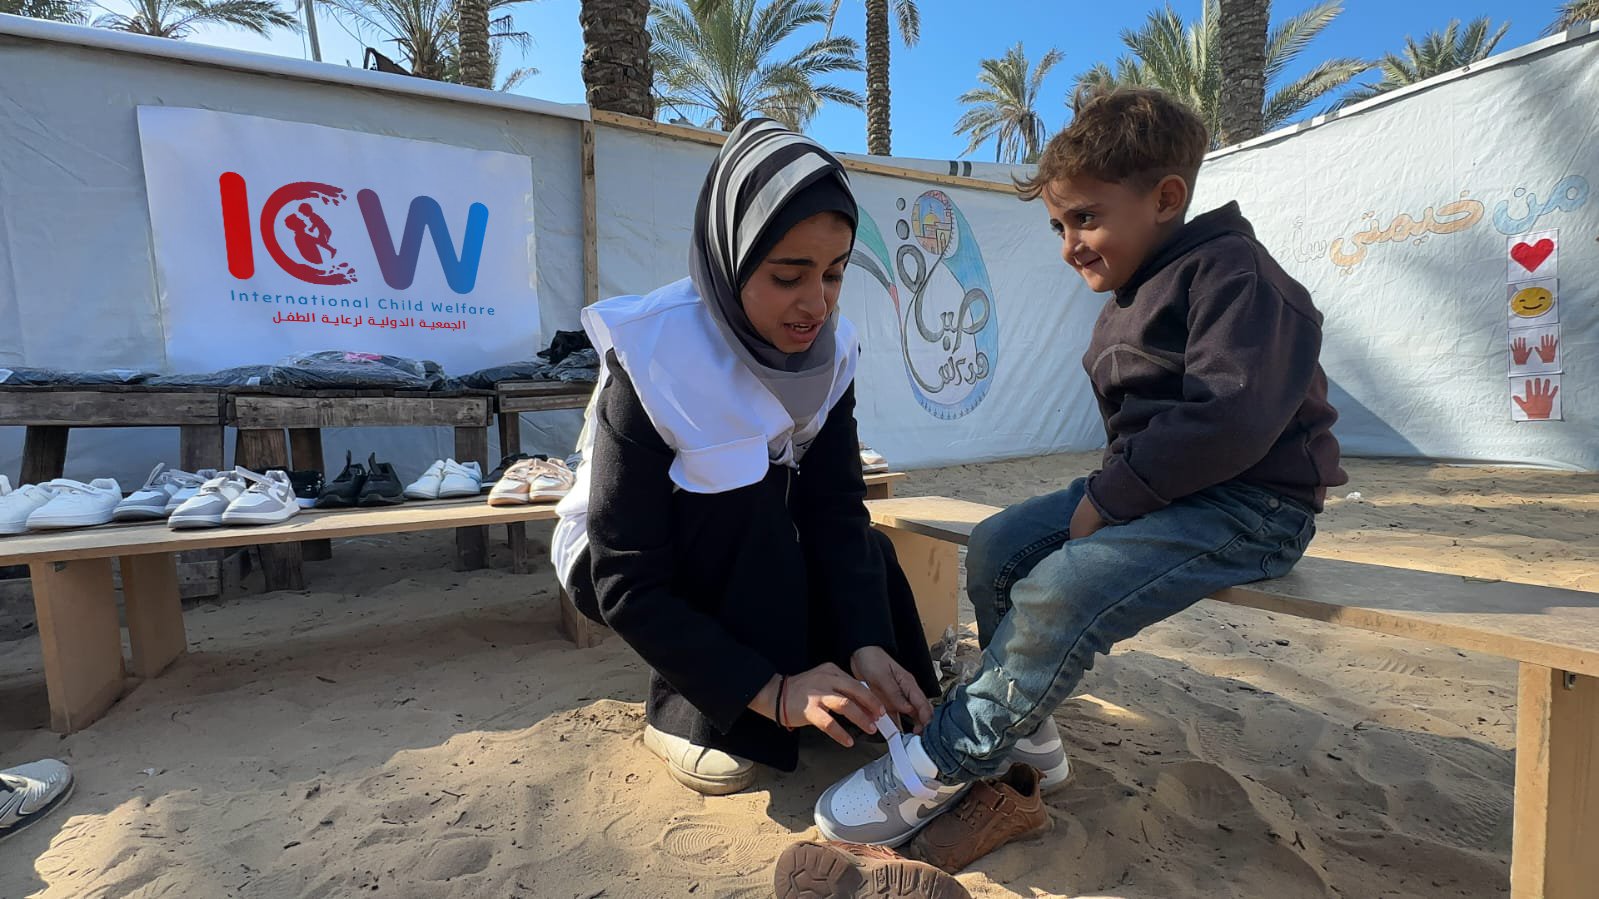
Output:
[498,410,530,571]
[20,425,69,485]
[453,425,489,570]
[876,525,959,647]
[1512,664,1599,898]
[288,427,332,562]
[31,558,124,733]
[558,586,605,648]
[119,553,187,678]
[235,428,305,591]
[582,120,599,307]
[178,424,226,474]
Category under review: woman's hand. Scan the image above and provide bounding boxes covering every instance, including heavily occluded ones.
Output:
[753,663,887,747]
[851,646,934,733]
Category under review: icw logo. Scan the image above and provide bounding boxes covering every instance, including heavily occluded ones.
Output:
[218,173,489,294]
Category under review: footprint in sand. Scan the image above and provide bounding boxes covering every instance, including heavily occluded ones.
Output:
[657,815,776,873]
[414,836,496,881]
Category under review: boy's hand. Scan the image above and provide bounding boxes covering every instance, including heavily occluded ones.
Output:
[1069,496,1107,540]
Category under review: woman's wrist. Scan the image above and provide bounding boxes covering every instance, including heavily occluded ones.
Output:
[749,673,783,721]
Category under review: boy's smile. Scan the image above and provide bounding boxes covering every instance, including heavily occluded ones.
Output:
[1042,174,1188,294]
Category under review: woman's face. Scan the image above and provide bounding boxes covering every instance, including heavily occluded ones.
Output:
[739,212,854,353]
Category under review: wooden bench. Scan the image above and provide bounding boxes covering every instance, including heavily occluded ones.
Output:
[867,495,1599,899]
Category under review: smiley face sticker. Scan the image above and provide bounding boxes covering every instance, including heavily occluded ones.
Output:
[1507,279,1558,328]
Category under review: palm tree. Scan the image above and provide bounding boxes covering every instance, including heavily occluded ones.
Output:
[1346,17,1510,102]
[953,43,1062,163]
[1217,0,1269,145]
[1546,1,1599,35]
[456,0,492,88]
[318,0,528,83]
[2,0,88,22]
[650,0,864,131]
[1074,1,1369,145]
[827,0,918,155]
[92,0,298,37]
[580,0,655,117]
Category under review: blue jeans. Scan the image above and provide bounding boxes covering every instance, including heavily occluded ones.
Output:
[921,477,1317,781]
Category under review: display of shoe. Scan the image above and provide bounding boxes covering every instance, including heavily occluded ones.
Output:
[642,724,756,796]
[527,458,576,502]
[905,763,1051,875]
[315,452,367,509]
[484,453,537,486]
[402,460,446,500]
[114,463,208,521]
[436,459,483,499]
[221,469,301,526]
[860,443,889,474]
[357,455,405,507]
[1008,715,1072,791]
[774,841,971,899]
[288,470,324,509]
[486,458,537,506]
[0,758,75,842]
[163,468,219,515]
[169,470,248,529]
[0,482,60,535]
[26,479,122,530]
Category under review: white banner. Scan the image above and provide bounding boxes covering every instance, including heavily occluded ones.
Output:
[137,107,540,374]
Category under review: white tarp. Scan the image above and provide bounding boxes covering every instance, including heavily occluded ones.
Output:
[137,107,541,374]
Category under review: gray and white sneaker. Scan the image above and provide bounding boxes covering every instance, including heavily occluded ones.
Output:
[814,723,970,847]
[168,470,248,529]
[1010,715,1072,792]
[163,468,219,516]
[114,463,208,521]
[221,468,300,526]
[0,758,74,842]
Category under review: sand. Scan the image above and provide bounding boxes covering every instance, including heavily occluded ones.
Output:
[1,454,1595,899]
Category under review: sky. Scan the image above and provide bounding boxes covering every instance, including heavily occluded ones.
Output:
[181,0,1563,160]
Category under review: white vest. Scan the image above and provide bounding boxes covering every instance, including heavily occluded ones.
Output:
[551,278,858,587]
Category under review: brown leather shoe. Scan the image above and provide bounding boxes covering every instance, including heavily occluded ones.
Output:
[905,763,1051,874]
[774,840,971,899]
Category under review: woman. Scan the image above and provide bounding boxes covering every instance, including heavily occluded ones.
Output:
[551,119,940,795]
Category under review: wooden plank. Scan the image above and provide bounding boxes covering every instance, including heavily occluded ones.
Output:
[288,428,333,562]
[582,119,600,306]
[179,424,226,473]
[0,390,223,426]
[31,558,124,733]
[496,385,595,414]
[1512,665,1599,898]
[119,553,186,678]
[879,525,959,647]
[863,471,905,500]
[20,425,69,484]
[453,425,490,571]
[230,395,492,429]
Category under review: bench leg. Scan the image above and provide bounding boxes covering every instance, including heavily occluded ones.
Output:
[454,425,489,571]
[865,480,894,501]
[31,559,124,733]
[235,428,305,591]
[558,585,605,648]
[876,525,959,648]
[21,425,69,485]
[120,554,187,679]
[497,411,529,564]
[1512,663,1599,898]
[288,427,333,562]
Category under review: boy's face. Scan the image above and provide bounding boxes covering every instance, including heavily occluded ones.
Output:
[1042,174,1188,293]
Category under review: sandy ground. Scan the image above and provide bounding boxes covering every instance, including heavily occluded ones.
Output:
[1,454,1596,899]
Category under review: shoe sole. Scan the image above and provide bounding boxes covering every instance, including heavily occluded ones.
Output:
[402,490,440,500]
[814,782,970,849]
[26,512,116,528]
[295,498,319,509]
[221,511,298,525]
[641,727,755,796]
[436,487,481,499]
[773,841,968,899]
[528,488,571,502]
[114,503,171,520]
[168,514,226,529]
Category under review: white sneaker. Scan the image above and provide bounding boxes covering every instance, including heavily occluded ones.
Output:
[163,468,219,515]
[0,475,10,497]
[486,458,536,507]
[641,724,755,796]
[860,444,889,474]
[26,479,122,529]
[402,460,446,500]
[436,459,483,499]
[114,464,209,521]
[0,758,74,841]
[527,458,576,502]
[814,726,969,847]
[0,483,60,535]
[222,468,300,526]
[168,470,248,529]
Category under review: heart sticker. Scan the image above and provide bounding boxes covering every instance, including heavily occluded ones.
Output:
[1512,238,1555,272]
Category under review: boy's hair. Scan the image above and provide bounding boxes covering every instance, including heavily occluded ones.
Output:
[1017,86,1210,202]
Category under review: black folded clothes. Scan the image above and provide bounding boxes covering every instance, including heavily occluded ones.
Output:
[150,351,454,390]
[456,331,598,389]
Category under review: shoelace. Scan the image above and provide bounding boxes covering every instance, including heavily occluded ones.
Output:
[528,459,574,484]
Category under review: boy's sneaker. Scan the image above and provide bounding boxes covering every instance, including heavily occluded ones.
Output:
[221,469,300,525]
[486,458,537,506]
[357,455,406,506]
[905,763,1051,875]
[814,729,970,847]
[114,463,207,521]
[0,482,60,535]
[315,452,366,508]
[0,759,74,842]
[169,471,248,529]
[641,724,755,796]
[163,468,219,515]
[436,459,483,498]
[402,460,446,500]
[484,453,536,486]
[773,841,971,899]
[288,470,324,509]
[26,479,122,529]
[527,458,576,502]
[1009,715,1072,792]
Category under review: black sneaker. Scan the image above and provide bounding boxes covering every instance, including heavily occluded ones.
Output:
[357,454,405,506]
[288,469,324,509]
[315,452,366,508]
[485,453,544,486]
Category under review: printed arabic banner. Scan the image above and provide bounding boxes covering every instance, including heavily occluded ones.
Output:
[138,107,540,374]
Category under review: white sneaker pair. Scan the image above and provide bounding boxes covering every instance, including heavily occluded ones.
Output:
[0,478,123,531]
[168,467,300,529]
[486,458,575,506]
[860,443,889,474]
[113,464,211,521]
[403,459,482,500]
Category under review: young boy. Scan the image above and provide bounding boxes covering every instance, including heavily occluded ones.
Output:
[814,87,1346,846]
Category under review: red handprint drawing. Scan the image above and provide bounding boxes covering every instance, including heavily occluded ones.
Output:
[1536,334,1559,365]
[1511,337,1533,366]
[1514,378,1559,420]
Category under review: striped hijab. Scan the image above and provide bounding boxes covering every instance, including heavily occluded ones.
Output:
[689,119,856,440]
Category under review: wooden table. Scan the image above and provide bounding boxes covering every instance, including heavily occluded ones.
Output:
[0,386,226,488]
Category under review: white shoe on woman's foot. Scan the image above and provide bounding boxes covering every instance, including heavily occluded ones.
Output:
[642,724,755,796]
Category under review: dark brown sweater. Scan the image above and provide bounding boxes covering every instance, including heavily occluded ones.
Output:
[1083,202,1346,523]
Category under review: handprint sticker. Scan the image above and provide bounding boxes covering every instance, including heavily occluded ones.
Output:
[1511,376,1562,422]
[1508,324,1562,377]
